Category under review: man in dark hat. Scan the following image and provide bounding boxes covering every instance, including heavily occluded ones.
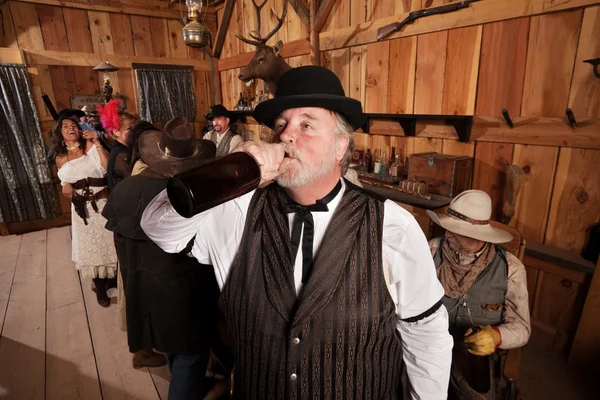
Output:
[102,117,224,400]
[202,104,242,158]
[141,66,452,399]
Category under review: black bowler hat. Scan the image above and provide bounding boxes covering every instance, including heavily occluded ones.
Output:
[253,66,366,131]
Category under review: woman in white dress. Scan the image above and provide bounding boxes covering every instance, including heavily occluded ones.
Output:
[52,117,117,307]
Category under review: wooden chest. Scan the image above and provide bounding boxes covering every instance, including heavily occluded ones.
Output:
[407,152,473,197]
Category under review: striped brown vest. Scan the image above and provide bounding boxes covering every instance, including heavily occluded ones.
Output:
[222,182,403,400]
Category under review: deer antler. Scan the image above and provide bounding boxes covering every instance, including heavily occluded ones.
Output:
[236,0,288,46]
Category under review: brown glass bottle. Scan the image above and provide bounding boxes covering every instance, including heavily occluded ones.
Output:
[364,149,373,173]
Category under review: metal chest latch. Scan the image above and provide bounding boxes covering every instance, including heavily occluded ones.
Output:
[428,156,435,167]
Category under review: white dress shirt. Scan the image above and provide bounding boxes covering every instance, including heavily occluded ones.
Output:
[141,180,453,399]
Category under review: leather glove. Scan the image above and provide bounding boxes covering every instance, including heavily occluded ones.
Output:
[464,325,501,356]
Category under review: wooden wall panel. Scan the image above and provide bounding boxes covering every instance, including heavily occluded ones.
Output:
[115,69,137,114]
[372,0,396,20]
[110,13,135,56]
[9,2,44,51]
[568,6,600,118]
[49,66,77,110]
[441,139,475,157]
[321,48,351,95]
[148,17,170,58]
[472,141,514,221]
[0,3,18,48]
[240,0,257,54]
[62,8,93,53]
[351,0,367,25]
[414,31,448,114]
[413,137,442,154]
[194,71,212,124]
[387,36,416,114]
[442,25,482,115]
[475,17,530,116]
[364,41,390,113]
[349,45,367,104]
[36,5,69,52]
[88,11,114,55]
[545,148,600,253]
[532,271,587,348]
[72,66,99,94]
[167,18,188,59]
[521,10,582,117]
[285,0,308,42]
[511,144,559,242]
[130,15,153,56]
[28,65,57,122]
[286,54,311,68]
[322,0,350,31]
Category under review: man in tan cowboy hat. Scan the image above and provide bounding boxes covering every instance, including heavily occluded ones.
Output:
[427,190,531,399]
[102,117,225,400]
[142,66,452,399]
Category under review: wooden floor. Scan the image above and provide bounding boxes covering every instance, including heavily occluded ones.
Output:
[0,227,596,399]
[0,227,170,400]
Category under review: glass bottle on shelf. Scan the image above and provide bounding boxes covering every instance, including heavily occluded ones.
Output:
[364,149,373,173]
[390,152,404,178]
[236,92,244,110]
[373,149,382,175]
[389,146,396,170]
[380,150,389,177]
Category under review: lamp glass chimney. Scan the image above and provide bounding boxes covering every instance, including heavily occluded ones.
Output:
[186,0,203,16]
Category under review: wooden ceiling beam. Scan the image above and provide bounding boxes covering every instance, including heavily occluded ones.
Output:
[212,0,234,59]
[314,0,335,33]
[8,47,212,70]
[290,0,310,30]
[12,0,188,19]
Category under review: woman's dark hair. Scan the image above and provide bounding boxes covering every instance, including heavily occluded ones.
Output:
[127,121,156,172]
[49,117,87,162]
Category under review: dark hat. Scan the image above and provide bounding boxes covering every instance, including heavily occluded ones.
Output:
[138,116,216,177]
[203,112,213,120]
[211,104,232,118]
[57,109,85,120]
[253,66,366,131]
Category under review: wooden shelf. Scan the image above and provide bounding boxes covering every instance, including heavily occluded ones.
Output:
[362,113,474,142]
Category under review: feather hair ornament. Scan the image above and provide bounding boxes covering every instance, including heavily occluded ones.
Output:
[96,99,121,134]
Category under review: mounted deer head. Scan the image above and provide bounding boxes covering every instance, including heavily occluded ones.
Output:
[236,0,291,96]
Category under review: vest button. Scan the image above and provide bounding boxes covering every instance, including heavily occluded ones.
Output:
[293,337,300,345]
[290,373,298,381]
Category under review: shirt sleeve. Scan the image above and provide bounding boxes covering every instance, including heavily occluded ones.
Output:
[141,188,255,288]
[230,135,244,153]
[497,253,531,349]
[383,200,452,399]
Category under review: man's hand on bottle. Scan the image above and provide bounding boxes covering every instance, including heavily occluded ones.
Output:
[233,141,290,184]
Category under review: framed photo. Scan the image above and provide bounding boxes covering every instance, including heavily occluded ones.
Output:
[70,94,127,113]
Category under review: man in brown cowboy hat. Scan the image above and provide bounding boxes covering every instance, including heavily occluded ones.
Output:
[427,190,531,399]
[102,117,224,400]
[202,104,242,158]
[142,66,452,399]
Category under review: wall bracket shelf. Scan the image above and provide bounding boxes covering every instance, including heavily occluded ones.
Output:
[361,113,474,143]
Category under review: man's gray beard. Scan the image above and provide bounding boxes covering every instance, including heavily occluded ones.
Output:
[277,143,337,188]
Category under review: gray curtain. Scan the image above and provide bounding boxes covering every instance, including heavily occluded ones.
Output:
[0,64,58,223]
[135,66,196,124]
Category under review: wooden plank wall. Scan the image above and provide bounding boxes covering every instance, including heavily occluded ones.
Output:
[215,0,600,353]
[1,1,217,231]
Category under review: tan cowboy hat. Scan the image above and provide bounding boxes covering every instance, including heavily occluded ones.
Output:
[426,190,513,243]
[138,116,216,177]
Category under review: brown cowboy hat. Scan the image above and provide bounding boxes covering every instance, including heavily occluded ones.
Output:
[138,116,216,177]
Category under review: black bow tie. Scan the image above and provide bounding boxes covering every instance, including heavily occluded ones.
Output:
[282,180,343,284]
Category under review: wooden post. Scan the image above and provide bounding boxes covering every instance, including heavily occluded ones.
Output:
[310,0,320,66]
[569,257,600,375]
